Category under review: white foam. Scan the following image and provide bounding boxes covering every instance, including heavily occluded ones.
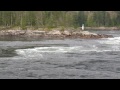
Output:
[15,48,43,58]
[100,37,120,45]
[15,46,84,57]
[17,46,82,53]
[15,44,120,57]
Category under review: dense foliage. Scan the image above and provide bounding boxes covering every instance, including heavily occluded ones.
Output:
[0,11,120,29]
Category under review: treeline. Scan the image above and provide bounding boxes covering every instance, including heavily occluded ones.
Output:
[0,11,120,29]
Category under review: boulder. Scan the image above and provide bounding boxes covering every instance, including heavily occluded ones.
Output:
[0,29,113,39]
[24,30,34,36]
[33,31,46,35]
[62,30,71,36]
[72,31,82,35]
[47,30,62,35]
[81,31,97,36]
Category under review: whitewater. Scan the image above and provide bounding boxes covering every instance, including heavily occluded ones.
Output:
[0,30,120,79]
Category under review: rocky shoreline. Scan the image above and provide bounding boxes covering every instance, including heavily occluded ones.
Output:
[0,30,113,39]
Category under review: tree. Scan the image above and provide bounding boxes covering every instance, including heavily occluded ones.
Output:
[86,12,95,26]
[0,11,119,30]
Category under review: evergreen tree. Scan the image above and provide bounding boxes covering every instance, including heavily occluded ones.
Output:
[0,11,119,30]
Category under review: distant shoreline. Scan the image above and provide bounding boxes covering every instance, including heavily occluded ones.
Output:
[85,27,120,30]
[0,26,120,31]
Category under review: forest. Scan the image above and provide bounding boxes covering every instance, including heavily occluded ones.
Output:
[0,11,120,30]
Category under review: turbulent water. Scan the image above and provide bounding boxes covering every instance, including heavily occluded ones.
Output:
[0,30,120,79]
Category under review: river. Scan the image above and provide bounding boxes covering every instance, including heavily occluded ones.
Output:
[0,30,120,79]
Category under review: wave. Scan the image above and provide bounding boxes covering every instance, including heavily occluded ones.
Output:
[15,48,43,58]
[15,46,83,55]
[99,37,120,45]
[14,37,120,57]
[15,45,120,57]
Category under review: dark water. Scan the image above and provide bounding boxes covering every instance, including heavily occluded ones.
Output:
[0,30,120,79]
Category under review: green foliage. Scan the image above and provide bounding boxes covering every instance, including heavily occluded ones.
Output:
[0,11,119,30]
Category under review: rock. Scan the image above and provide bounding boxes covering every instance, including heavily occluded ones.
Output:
[81,31,97,36]
[71,30,113,39]
[0,30,113,39]
[33,31,46,35]
[19,31,26,35]
[47,30,62,35]
[0,30,26,36]
[13,30,26,35]
[25,30,34,36]
[0,30,5,35]
[72,31,82,35]
[62,30,71,36]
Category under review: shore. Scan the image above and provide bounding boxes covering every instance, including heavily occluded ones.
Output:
[85,27,120,30]
[0,29,113,39]
[0,26,120,30]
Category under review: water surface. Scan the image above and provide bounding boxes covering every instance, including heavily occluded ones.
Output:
[0,30,120,79]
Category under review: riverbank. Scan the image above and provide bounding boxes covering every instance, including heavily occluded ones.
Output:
[0,26,120,31]
[0,29,113,39]
[85,27,120,30]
